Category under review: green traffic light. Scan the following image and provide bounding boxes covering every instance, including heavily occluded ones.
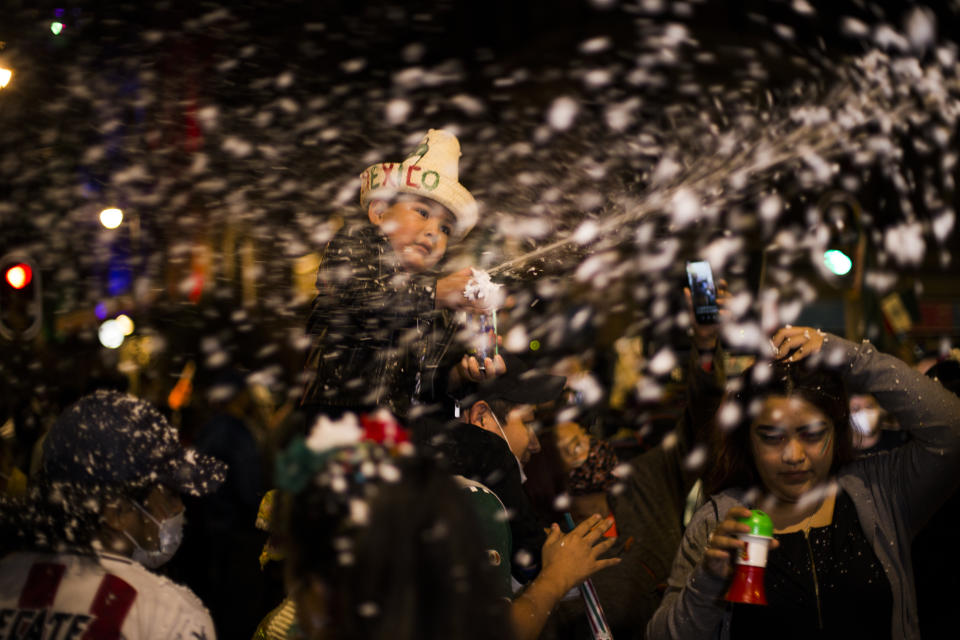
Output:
[50,21,64,35]
[823,249,853,276]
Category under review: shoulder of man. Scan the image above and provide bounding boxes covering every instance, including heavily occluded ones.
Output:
[453,476,514,599]
[98,554,216,639]
[0,551,215,640]
[421,420,515,477]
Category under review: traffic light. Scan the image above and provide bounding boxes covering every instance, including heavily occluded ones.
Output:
[823,249,853,276]
[0,251,42,340]
[817,191,863,284]
[50,8,67,36]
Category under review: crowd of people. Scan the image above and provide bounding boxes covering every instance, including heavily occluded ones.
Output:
[2,129,960,640]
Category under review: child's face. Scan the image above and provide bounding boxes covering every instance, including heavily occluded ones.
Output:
[368,196,455,272]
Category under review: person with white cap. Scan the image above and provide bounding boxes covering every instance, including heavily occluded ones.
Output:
[302,129,505,421]
[0,389,226,639]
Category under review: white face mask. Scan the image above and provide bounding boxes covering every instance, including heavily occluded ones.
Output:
[489,412,528,485]
[123,501,185,569]
[850,408,881,436]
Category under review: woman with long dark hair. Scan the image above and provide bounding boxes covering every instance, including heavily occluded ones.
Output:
[275,421,511,640]
[647,327,960,640]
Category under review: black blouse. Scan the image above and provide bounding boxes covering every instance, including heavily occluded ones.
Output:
[731,490,893,639]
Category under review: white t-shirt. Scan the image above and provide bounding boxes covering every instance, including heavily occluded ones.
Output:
[0,550,216,640]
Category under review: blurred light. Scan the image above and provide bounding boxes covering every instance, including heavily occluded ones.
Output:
[94,302,108,320]
[50,21,64,35]
[529,339,541,351]
[4,264,32,290]
[98,319,124,349]
[0,418,13,440]
[115,314,134,336]
[107,257,132,296]
[823,249,853,276]
[0,68,11,89]
[99,207,123,229]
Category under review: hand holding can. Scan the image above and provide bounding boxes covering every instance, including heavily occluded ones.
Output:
[462,269,504,373]
[725,509,774,605]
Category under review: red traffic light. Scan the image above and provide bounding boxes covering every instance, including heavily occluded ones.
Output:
[0,252,42,340]
[4,263,32,290]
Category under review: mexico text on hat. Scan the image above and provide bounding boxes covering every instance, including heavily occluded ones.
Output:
[359,129,478,241]
[362,161,442,194]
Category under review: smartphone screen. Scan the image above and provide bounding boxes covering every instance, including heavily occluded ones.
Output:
[686,260,719,324]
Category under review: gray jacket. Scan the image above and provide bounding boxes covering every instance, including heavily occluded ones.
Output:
[646,335,960,640]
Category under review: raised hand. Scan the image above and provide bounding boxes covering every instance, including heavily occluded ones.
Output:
[539,514,621,593]
[685,279,730,351]
[770,326,826,363]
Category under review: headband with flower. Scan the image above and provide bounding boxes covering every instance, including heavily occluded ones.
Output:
[258,411,412,569]
[274,410,412,495]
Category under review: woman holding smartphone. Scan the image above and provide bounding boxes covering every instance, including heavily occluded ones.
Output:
[646,326,960,640]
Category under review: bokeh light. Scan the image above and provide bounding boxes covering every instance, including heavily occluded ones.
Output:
[98,319,124,349]
[115,314,135,336]
[99,208,123,229]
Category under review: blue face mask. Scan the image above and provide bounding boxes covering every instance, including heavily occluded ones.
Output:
[122,501,185,568]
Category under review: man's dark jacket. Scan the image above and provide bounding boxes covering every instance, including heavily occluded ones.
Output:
[416,418,547,582]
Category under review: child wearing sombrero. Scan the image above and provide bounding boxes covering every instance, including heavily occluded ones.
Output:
[302,129,504,421]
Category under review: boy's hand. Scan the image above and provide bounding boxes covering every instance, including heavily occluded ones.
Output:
[459,353,507,382]
[436,268,493,313]
[448,353,506,389]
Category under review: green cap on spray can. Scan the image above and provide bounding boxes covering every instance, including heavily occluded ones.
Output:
[738,510,774,538]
